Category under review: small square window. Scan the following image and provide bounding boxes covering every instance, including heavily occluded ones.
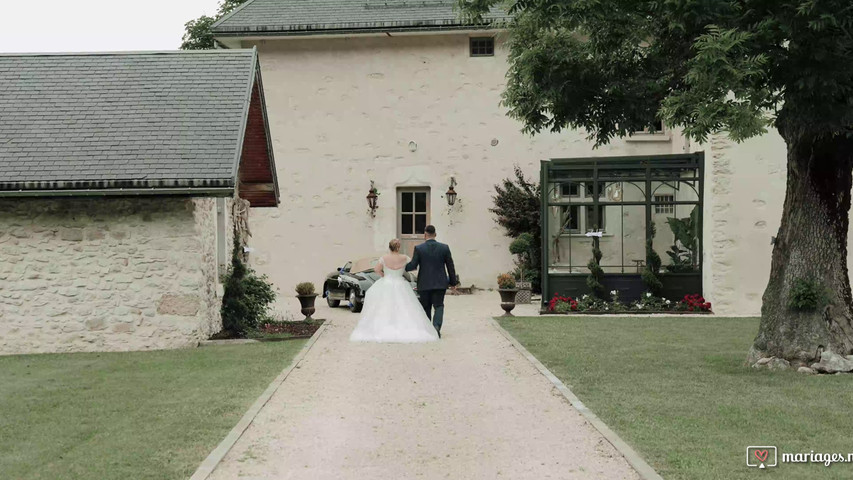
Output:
[586,206,606,231]
[585,181,606,198]
[635,120,665,135]
[560,182,580,197]
[654,194,675,214]
[470,37,494,57]
[562,205,580,233]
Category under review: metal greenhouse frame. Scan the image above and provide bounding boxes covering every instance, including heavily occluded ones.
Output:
[540,152,705,311]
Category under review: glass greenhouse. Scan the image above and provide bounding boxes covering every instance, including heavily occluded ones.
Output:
[540,153,705,310]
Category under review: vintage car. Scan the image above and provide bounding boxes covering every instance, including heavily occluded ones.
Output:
[323,255,418,312]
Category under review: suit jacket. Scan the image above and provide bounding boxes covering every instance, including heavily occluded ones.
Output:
[405,239,458,291]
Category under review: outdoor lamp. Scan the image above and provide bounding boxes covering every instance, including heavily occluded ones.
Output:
[366,181,379,217]
[446,177,458,207]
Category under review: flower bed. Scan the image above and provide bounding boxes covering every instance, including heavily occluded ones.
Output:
[545,291,712,314]
[256,320,325,339]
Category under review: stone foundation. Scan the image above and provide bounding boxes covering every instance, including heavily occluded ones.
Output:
[0,196,228,355]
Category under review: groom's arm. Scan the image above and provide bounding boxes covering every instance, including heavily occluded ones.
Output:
[405,247,419,272]
[445,247,458,287]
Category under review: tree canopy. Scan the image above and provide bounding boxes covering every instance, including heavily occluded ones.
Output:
[460,0,853,145]
[462,1,853,363]
[181,0,248,50]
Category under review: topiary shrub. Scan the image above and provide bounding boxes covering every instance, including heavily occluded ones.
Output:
[586,242,607,299]
[221,242,276,337]
[509,232,538,285]
[492,166,542,292]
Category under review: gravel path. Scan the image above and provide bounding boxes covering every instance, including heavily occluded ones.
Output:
[207,293,640,480]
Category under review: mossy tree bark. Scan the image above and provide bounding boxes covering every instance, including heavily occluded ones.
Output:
[750,127,853,364]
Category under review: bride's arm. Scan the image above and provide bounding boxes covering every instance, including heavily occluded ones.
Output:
[374,258,384,277]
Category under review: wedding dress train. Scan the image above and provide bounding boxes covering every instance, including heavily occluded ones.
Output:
[349,259,439,343]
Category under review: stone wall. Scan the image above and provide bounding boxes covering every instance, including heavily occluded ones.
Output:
[0,196,225,355]
[194,197,224,341]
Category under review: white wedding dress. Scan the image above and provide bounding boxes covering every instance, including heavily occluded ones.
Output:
[350,257,439,343]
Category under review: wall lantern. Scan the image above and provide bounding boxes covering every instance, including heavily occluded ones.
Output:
[446,177,458,207]
[366,181,379,217]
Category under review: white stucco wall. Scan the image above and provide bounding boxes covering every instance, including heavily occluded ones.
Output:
[244,33,688,313]
[0,197,225,355]
[702,132,853,316]
[237,31,853,317]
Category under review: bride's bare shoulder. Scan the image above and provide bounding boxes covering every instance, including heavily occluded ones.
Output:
[383,253,407,269]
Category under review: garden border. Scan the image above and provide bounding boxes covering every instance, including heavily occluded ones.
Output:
[188,322,329,480]
[539,310,712,315]
[490,318,665,480]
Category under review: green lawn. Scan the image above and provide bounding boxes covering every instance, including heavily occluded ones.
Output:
[0,341,307,480]
[499,316,853,480]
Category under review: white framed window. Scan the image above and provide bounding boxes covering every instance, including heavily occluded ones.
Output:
[654,194,675,214]
[628,119,670,142]
[559,182,606,233]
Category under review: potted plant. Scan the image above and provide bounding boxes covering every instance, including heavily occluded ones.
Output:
[497,273,518,316]
[509,234,534,304]
[295,282,318,320]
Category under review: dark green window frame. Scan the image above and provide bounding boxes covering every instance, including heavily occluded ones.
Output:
[540,153,705,308]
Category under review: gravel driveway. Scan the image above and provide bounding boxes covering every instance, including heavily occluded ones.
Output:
[207,293,640,480]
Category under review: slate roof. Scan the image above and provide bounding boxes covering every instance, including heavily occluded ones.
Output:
[0,49,263,195]
[212,0,509,37]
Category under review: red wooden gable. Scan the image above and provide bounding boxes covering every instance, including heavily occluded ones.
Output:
[238,79,278,207]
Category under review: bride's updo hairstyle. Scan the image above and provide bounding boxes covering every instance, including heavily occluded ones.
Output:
[389,238,401,252]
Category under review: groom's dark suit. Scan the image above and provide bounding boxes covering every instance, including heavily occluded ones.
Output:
[405,239,458,336]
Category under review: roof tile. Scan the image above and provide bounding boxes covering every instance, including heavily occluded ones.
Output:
[0,50,257,191]
[213,0,508,35]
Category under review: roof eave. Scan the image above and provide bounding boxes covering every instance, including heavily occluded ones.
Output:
[231,47,257,183]
[0,186,235,198]
[212,22,508,39]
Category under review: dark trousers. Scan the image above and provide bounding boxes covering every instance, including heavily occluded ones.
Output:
[418,289,446,334]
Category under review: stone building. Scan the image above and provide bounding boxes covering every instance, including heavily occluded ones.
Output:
[0,49,278,355]
[212,0,850,316]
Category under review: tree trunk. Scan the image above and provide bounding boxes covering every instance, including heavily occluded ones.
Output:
[749,129,853,366]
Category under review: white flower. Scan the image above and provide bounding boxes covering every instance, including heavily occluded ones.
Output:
[646,292,652,298]
[610,290,617,295]
[637,304,644,309]
[604,306,609,310]
[666,300,671,305]
[582,294,589,299]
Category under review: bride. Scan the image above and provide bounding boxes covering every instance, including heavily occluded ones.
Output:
[349,239,439,343]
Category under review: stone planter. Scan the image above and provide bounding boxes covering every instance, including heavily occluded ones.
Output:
[498,289,518,316]
[297,294,318,320]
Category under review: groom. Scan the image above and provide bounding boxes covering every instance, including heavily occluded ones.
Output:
[406,225,458,338]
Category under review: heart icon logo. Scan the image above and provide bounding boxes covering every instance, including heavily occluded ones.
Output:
[754,450,769,463]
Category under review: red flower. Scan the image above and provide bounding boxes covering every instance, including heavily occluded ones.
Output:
[676,294,712,312]
[550,293,579,312]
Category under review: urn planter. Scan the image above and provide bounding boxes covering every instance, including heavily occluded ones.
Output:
[498,289,518,316]
[297,294,318,320]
